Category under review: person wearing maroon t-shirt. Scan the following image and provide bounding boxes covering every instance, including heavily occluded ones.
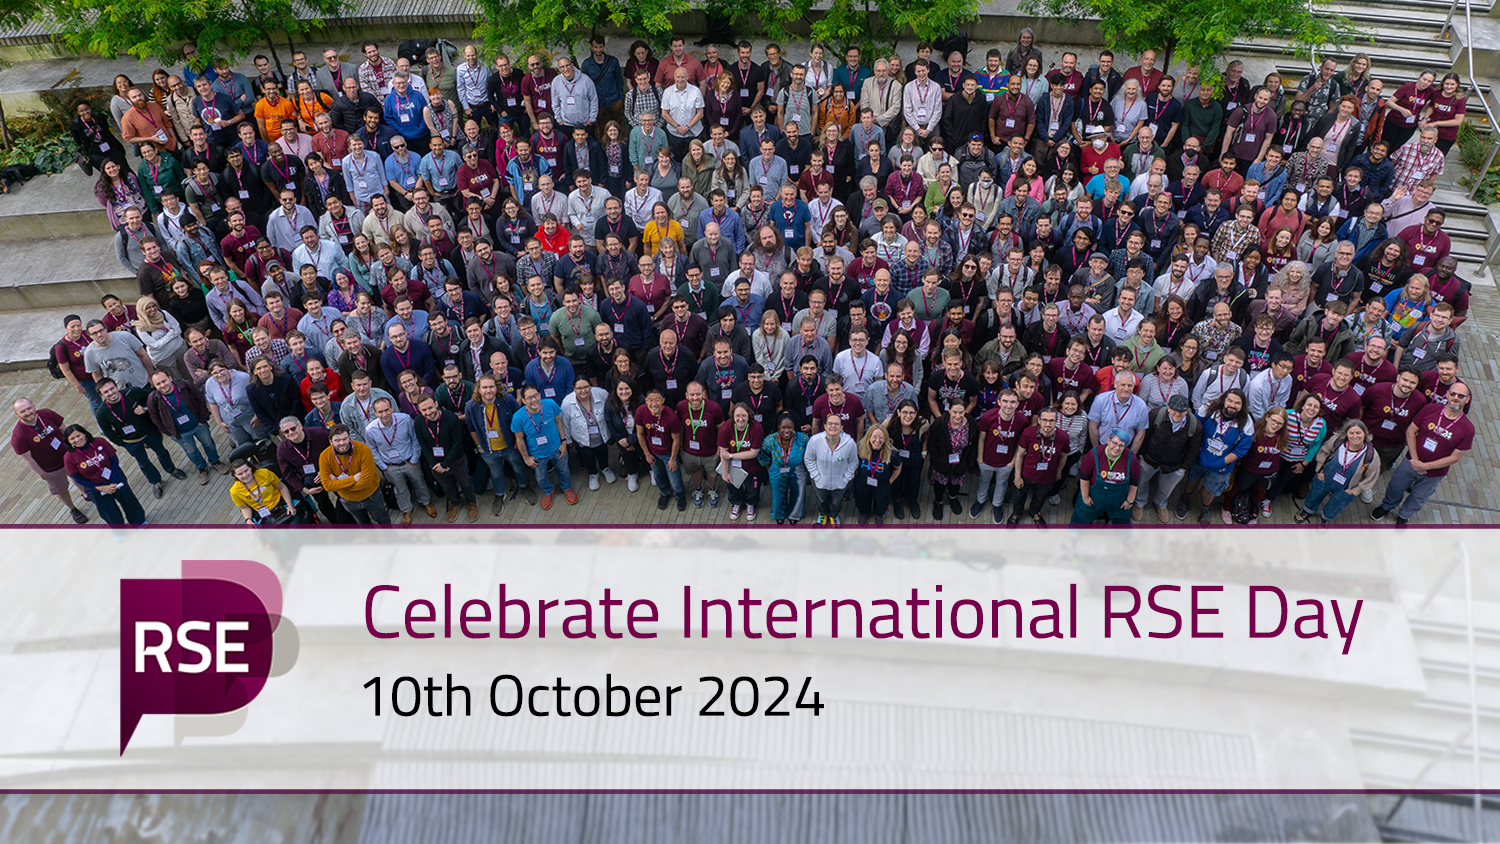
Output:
[717,403,765,520]
[972,390,1024,522]
[1289,338,1334,401]
[1374,385,1474,524]
[1306,360,1362,430]
[1010,406,1069,524]
[811,375,866,441]
[676,381,726,508]
[1343,336,1396,400]
[635,388,686,510]
[1045,339,1095,405]
[10,398,88,523]
[1418,355,1464,408]
[1360,367,1427,469]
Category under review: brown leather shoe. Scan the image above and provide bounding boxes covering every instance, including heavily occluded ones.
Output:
[564,488,578,505]
[540,493,553,510]
[467,502,479,523]
[446,505,459,523]
[424,503,437,518]
[401,510,412,526]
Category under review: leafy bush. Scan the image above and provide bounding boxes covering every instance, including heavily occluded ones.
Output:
[0,115,78,175]
[1455,121,1500,203]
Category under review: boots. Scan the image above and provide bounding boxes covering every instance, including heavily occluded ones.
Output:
[931,496,945,521]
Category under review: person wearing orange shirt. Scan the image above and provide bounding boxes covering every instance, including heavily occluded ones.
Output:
[254,80,299,143]
[120,87,180,154]
[317,424,389,523]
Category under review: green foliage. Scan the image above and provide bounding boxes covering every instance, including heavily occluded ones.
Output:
[810,0,977,53]
[1021,0,1357,86]
[1455,121,1500,203]
[0,117,78,173]
[473,0,697,54]
[34,0,354,67]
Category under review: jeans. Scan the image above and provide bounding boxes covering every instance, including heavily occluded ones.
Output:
[1302,473,1357,521]
[383,460,431,512]
[342,492,391,524]
[173,422,220,469]
[650,455,685,498]
[815,485,847,520]
[81,380,103,415]
[974,464,1013,504]
[225,413,261,447]
[120,431,178,485]
[1137,462,1186,509]
[432,458,477,505]
[1378,457,1444,520]
[89,484,146,525]
[479,447,530,495]
[532,450,572,494]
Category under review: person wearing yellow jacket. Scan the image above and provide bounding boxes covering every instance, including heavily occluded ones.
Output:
[318,423,389,523]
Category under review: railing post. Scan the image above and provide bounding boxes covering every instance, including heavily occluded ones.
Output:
[1466,138,1498,203]
[1440,0,1460,38]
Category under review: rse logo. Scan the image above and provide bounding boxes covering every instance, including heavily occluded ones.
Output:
[119,560,294,754]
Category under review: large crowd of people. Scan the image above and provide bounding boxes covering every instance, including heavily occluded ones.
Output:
[10,31,1479,526]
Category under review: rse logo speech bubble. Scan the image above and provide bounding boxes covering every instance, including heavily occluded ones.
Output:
[119,560,291,754]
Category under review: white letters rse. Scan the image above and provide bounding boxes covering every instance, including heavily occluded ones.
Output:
[134,620,251,674]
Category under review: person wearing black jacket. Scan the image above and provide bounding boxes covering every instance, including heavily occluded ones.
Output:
[246,358,302,428]
[926,397,979,520]
[329,76,381,134]
[71,101,128,174]
[415,394,478,522]
[1135,395,1203,522]
[275,416,346,524]
[458,319,506,381]
[92,377,187,498]
[486,56,530,137]
[941,79,990,154]
[643,330,699,406]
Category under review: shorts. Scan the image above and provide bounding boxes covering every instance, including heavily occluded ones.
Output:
[681,451,718,479]
[1187,462,1234,497]
[38,465,69,496]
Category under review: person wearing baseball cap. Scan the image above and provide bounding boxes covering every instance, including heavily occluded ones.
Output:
[1133,393,1202,522]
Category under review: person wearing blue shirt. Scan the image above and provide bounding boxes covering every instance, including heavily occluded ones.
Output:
[581,36,625,126]
[380,323,437,388]
[384,301,432,340]
[1349,143,1394,200]
[597,279,655,353]
[1181,387,1254,524]
[364,397,433,519]
[383,139,423,205]
[727,280,767,328]
[418,135,463,204]
[523,339,577,403]
[191,75,243,148]
[698,192,748,253]
[383,72,430,143]
[768,186,812,249]
[1185,192,1232,239]
[505,140,550,208]
[1245,150,1289,206]
[509,383,575,504]
[210,61,256,116]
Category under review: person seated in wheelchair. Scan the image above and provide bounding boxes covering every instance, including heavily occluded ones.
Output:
[228,458,311,524]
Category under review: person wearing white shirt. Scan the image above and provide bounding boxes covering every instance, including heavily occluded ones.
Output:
[832,328,881,398]
[1154,257,1196,301]
[1190,350,1249,417]
[341,135,386,210]
[1101,287,1144,342]
[1245,352,1295,421]
[621,170,663,228]
[660,68,705,157]
[722,252,772,298]
[806,182,843,235]
[803,413,858,524]
[566,175,611,246]
[290,227,349,281]
[903,64,942,141]
[264,191,317,254]
[529,173,568,222]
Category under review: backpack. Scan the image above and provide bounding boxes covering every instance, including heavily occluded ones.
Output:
[46,341,66,380]
[1230,489,1257,524]
[1152,405,1197,439]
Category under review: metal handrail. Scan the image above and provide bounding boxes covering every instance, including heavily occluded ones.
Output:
[1450,0,1500,277]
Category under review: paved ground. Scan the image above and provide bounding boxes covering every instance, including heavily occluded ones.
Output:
[1,286,1495,526]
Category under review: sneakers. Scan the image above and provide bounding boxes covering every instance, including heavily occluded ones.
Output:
[657,494,670,510]
[540,493,553,510]
[830,516,841,525]
[197,467,211,485]
[1221,507,1233,524]
[1157,506,1171,523]
[152,482,165,499]
[1360,488,1374,503]
[563,489,578,505]
[519,486,538,505]
[169,468,187,480]
[588,474,600,491]
[729,504,741,520]
[1370,506,1390,521]
[1197,509,1211,525]
[692,489,704,508]
[1032,514,1046,525]
[1261,501,1273,518]
[708,490,720,508]
[817,514,829,525]
[1174,499,1189,520]
[746,505,756,522]
[626,473,639,492]
[213,461,230,475]
[69,507,88,524]
[1007,512,1021,525]
[969,500,985,519]
[1048,494,1060,506]
[602,468,617,483]
[992,503,1005,524]
[492,495,505,516]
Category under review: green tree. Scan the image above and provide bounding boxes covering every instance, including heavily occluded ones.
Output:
[810,0,978,53]
[33,0,352,74]
[472,0,696,54]
[1022,0,1356,83]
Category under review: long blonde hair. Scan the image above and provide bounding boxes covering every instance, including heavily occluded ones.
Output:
[859,422,893,462]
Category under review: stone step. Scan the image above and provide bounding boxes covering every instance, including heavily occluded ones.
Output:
[1322,3,1456,33]
[1235,36,1455,75]
[1272,64,1493,123]
[0,308,87,372]
[0,165,116,243]
[1325,0,1491,12]
[0,233,135,312]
